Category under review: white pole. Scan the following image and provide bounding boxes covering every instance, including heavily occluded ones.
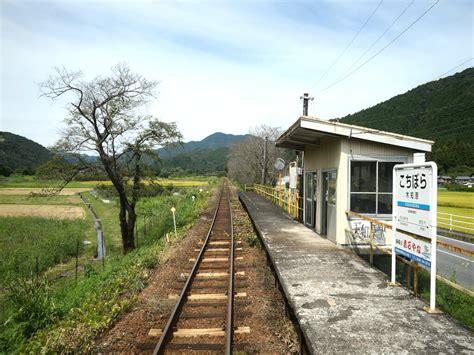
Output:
[391,165,398,284]
[171,207,178,239]
[429,162,438,311]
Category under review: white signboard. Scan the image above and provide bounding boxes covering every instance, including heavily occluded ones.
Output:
[392,162,438,311]
[394,232,432,268]
[394,166,434,239]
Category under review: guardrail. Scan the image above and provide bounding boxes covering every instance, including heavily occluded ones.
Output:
[346,211,473,297]
[438,212,474,234]
[249,184,302,219]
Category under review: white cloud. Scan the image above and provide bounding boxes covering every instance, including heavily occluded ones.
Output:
[1,0,472,147]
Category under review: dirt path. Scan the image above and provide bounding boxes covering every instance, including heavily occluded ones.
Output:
[94,185,298,353]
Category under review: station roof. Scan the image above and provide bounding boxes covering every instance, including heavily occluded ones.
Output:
[276,116,434,152]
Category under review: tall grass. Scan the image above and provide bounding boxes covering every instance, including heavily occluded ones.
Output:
[0,186,212,352]
[0,217,88,285]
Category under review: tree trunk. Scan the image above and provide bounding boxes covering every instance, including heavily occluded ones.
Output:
[118,193,136,254]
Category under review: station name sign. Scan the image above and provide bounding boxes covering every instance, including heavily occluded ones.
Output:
[392,161,438,311]
[394,166,434,239]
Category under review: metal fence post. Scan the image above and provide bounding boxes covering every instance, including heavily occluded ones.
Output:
[449,214,453,231]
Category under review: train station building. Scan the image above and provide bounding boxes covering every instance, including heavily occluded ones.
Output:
[276,116,434,246]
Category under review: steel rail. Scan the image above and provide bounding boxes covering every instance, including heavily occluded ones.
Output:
[225,188,235,354]
[153,185,224,355]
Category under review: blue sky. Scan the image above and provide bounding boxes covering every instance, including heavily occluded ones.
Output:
[1,0,472,147]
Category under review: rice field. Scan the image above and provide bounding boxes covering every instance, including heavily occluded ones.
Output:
[437,190,474,234]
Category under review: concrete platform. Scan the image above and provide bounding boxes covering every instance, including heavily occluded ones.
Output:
[239,192,473,354]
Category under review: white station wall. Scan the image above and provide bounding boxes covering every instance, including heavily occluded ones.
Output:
[304,137,417,245]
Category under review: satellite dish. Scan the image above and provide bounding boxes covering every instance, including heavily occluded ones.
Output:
[274,158,285,171]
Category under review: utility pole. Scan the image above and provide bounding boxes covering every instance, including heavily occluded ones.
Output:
[300,93,314,116]
[261,136,268,185]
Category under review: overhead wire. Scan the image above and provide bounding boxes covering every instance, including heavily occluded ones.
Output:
[344,102,470,126]
[423,120,474,138]
[321,0,440,93]
[313,0,384,89]
[411,115,474,137]
[436,58,473,79]
[332,0,415,85]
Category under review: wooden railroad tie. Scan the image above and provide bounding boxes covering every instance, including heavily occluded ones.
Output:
[195,247,243,252]
[188,257,244,262]
[180,271,245,278]
[199,241,242,246]
[148,326,251,338]
[168,292,247,300]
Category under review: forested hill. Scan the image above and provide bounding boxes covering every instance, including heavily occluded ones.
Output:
[340,68,474,175]
[158,132,251,176]
[0,132,52,175]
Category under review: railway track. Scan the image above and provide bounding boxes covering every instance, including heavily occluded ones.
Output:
[151,183,249,354]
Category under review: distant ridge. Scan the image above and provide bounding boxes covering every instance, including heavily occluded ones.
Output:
[0,132,52,175]
[158,132,251,159]
[158,132,252,175]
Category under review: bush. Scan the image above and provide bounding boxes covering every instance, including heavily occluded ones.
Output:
[246,234,259,247]
[0,278,58,351]
[95,182,165,199]
[446,183,474,192]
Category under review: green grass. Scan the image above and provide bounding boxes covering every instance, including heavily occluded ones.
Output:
[0,185,212,352]
[0,217,92,287]
[0,194,82,205]
[0,175,92,188]
[83,193,123,256]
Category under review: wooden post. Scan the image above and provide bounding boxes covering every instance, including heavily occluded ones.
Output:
[35,256,39,287]
[414,263,419,297]
[406,263,412,290]
[75,239,79,284]
[369,223,374,266]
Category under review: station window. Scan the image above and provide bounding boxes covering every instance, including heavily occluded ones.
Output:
[350,161,398,215]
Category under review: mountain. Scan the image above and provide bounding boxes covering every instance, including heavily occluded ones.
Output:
[158,132,252,175]
[0,132,52,175]
[339,68,474,175]
[158,132,251,159]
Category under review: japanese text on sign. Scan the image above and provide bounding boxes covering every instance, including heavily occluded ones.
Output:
[395,166,433,239]
[394,232,431,268]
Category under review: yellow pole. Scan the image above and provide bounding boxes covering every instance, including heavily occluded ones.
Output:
[278,173,282,208]
[294,190,297,218]
[287,190,291,214]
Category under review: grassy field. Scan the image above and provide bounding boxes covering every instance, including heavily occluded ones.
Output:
[437,190,474,234]
[0,217,92,286]
[0,183,213,352]
[438,190,474,209]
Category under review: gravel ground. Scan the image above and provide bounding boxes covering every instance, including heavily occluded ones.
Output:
[94,183,299,353]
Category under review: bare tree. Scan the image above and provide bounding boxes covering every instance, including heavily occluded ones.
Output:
[40,64,182,254]
[228,125,294,185]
